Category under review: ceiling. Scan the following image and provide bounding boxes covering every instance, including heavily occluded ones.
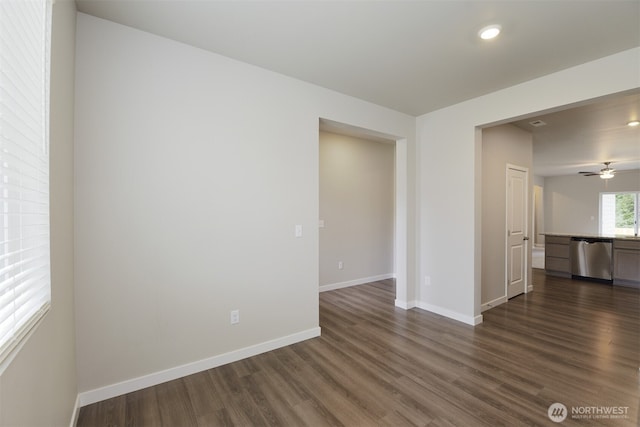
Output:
[511,92,640,177]
[75,0,640,177]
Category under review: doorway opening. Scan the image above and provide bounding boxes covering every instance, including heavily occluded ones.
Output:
[532,184,545,269]
[480,125,532,311]
[318,118,408,308]
[478,89,639,313]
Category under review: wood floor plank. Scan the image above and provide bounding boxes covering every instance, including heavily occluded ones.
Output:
[194,407,233,427]
[77,272,640,426]
[77,394,125,427]
[288,344,381,426]
[246,369,308,426]
[124,387,161,427]
[155,379,197,426]
[75,401,97,427]
[291,399,344,427]
[182,369,224,418]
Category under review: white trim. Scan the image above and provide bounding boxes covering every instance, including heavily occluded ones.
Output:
[69,394,80,427]
[0,305,50,375]
[416,302,483,326]
[319,273,394,292]
[78,327,321,407]
[395,299,417,310]
[481,295,507,312]
[394,138,409,309]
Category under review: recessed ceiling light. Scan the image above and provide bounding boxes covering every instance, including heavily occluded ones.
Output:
[479,24,501,40]
[627,120,640,127]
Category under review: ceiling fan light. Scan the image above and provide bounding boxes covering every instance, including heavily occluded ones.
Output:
[600,171,614,179]
[627,120,640,127]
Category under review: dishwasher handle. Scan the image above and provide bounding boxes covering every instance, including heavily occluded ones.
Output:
[570,237,612,244]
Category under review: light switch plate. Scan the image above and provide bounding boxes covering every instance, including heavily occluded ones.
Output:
[230,309,239,325]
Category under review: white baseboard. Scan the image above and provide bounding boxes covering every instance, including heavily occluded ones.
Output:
[78,327,321,407]
[319,273,394,292]
[415,301,483,325]
[394,299,417,310]
[481,295,507,312]
[69,394,80,427]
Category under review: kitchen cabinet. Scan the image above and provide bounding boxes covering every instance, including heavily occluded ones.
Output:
[545,233,640,287]
[613,239,640,288]
[545,235,571,277]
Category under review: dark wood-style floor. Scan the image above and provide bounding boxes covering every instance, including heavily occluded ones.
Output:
[77,270,639,426]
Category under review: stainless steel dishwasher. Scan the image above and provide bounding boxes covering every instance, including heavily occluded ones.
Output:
[570,237,613,282]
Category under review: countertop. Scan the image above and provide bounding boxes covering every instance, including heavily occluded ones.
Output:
[544,232,640,241]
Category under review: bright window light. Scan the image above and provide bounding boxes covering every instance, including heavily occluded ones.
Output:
[0,0,53,364]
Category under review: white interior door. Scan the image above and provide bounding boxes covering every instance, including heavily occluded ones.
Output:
[507,166,528,299]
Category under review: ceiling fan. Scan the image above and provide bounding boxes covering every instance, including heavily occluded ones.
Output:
[579,162,615,179]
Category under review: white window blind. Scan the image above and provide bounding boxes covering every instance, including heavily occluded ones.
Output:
[0,0,52,363]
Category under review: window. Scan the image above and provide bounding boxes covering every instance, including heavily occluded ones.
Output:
[0,0,52,363]
[601,192,640,236]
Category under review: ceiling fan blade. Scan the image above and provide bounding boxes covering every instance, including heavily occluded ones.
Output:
[579,172,600,176]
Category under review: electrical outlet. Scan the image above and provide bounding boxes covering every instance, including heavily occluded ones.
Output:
[338,261,343,270]
[230,309,240,325]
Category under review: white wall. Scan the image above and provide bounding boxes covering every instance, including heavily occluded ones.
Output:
[74,13,415,400]
[319,132,394,289]
[544,170,640,235]
[481,124,533,308]
[0,1,78,425]
[416,48,640,325]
